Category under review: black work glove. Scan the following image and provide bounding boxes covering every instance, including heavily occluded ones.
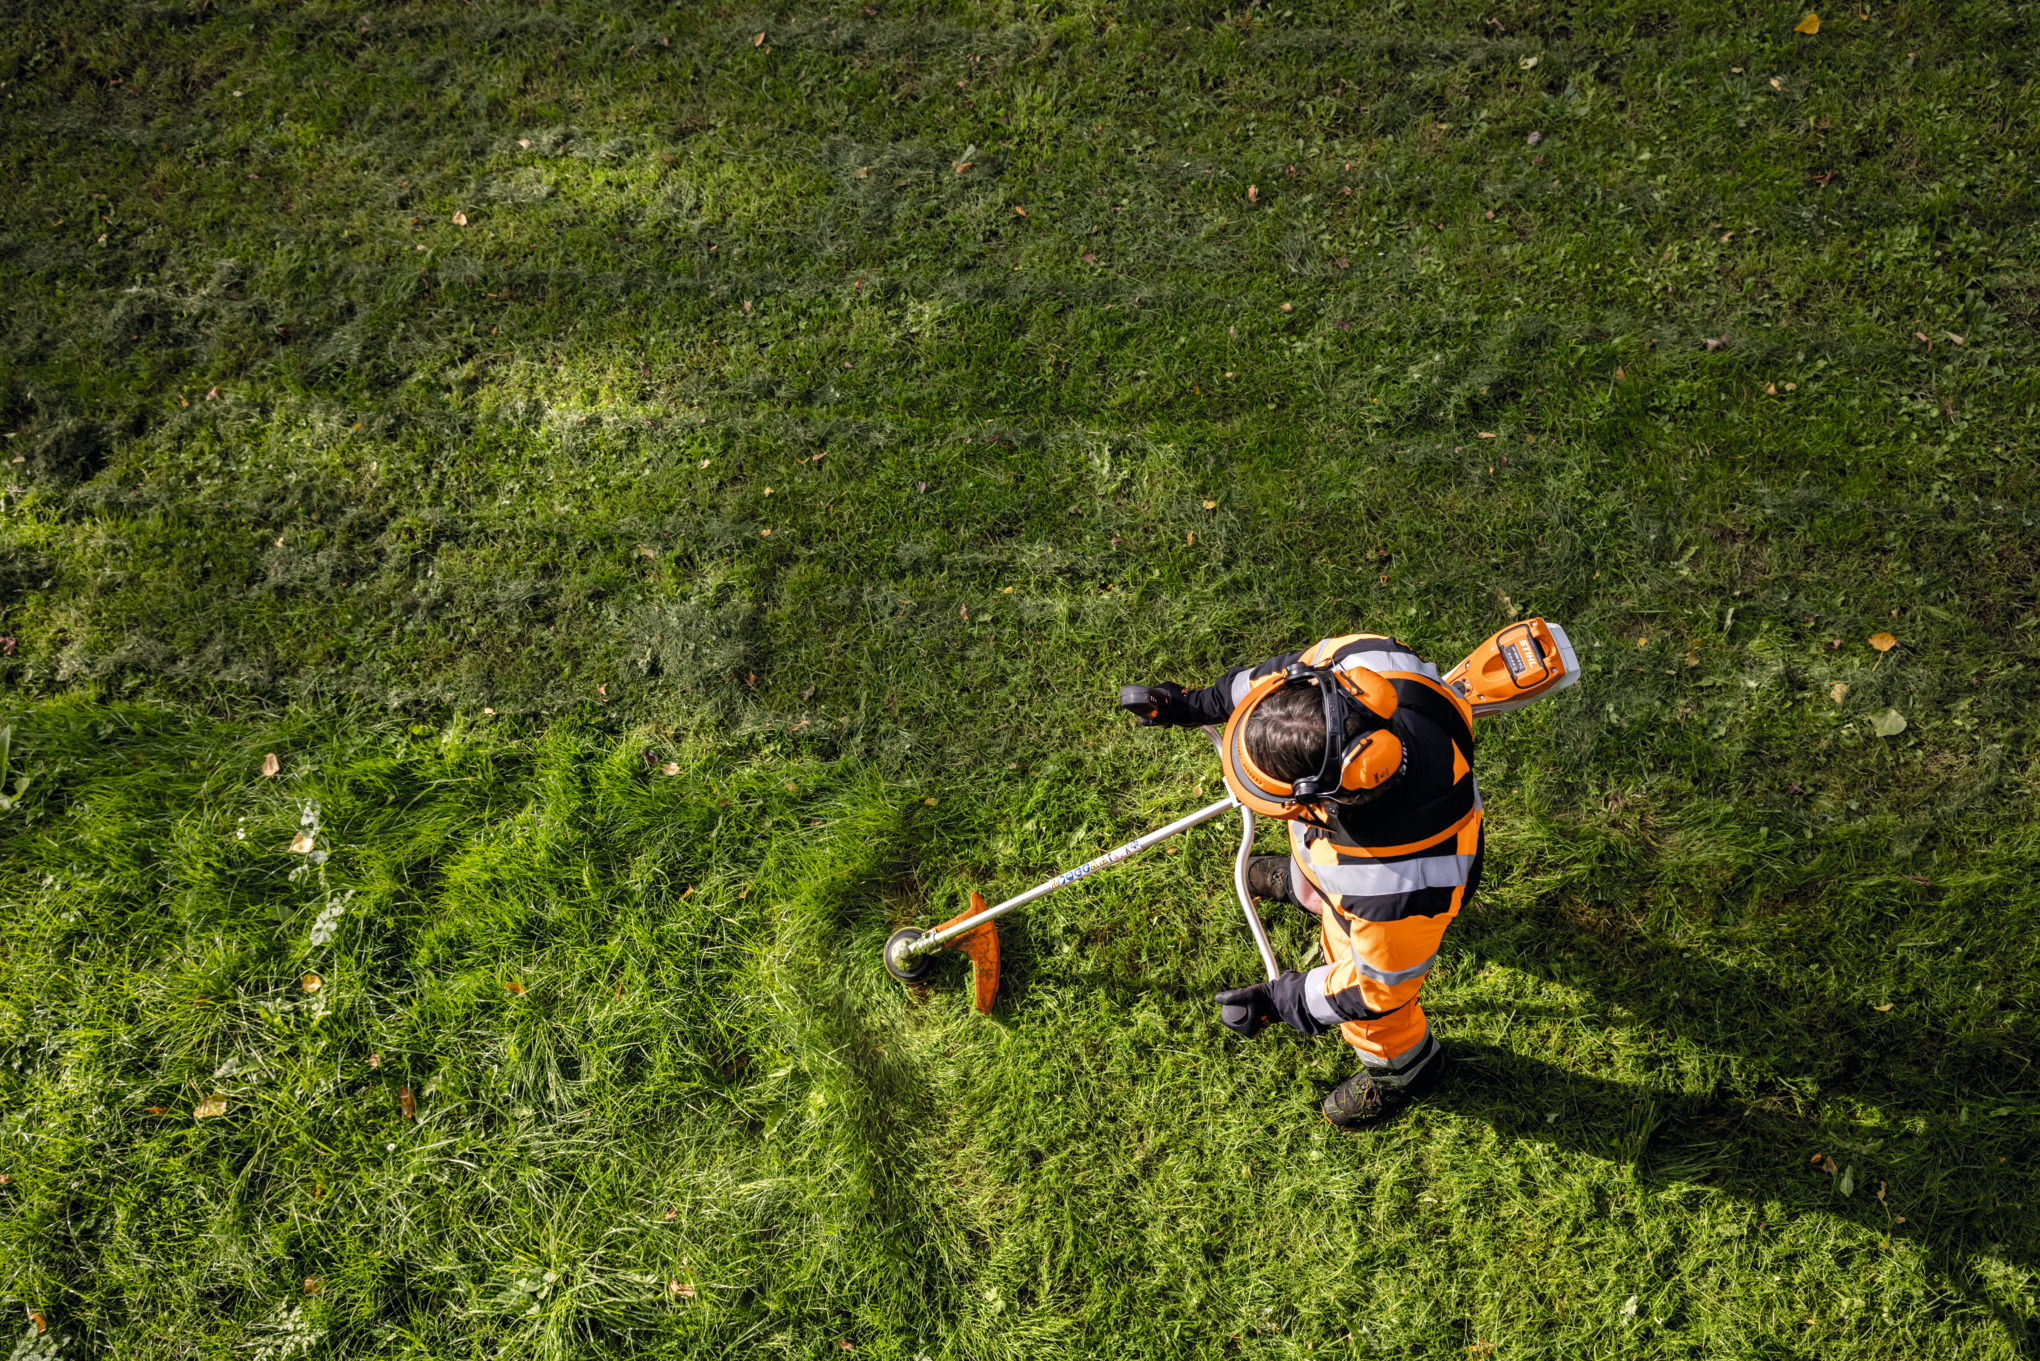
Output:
[1215,981,1280,1038]
[1117,681,1194,728]
[1215,972,1329,1039]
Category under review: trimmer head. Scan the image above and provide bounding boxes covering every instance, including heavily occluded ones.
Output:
[883,928,933,982]
[883,893,1001,1012]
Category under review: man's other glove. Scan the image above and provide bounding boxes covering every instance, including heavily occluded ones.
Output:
[1215,981,1280,1038]
[1215,972,1331,1039]
[1117,681,1194,728]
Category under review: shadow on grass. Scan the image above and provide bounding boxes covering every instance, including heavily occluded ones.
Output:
[1421,929,2040,1349]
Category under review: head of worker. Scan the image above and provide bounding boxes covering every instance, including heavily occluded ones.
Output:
[1222,663,1404,821]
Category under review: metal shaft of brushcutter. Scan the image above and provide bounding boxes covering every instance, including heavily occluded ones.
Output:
[902,729,1284,982]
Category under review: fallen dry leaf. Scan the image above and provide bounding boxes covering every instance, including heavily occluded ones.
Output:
[1519,54,1540,69]
[1202,499,1217,509]
[399,1086,416,1119]
[1614,366,1626,381]
[1081,251,1097,264]
[1247,184,1259,204]
[261,752,280,778]
[29,1312,46,1336]
[1765,383,1778,395]
[661,761,680,776]
[1830,681,1849,703]
[144,1107,167,1115]
[1013,205,1027,217]
[1477,431,1496,439]
[504,979,526,996]
[368,1052,381,1067]
[1869,632,1898,652]
[300,973,323,993]
[1822,1155,1839,1174]
[289,831,315,854]
[671,1281,696,1298]
[1913,331,1932,348]
[452,211,468,226]
[753,32,765,46]
[303,1276,323,1295]
[638,545,657,559]
[1794,12,1820,33]
[518,138,531,149]
[1769,76,1783,90]
[1186,532,1195,546]
[194,1093,226,1120]
[1873,1002,1893,1012]
[1946,332,1965,346]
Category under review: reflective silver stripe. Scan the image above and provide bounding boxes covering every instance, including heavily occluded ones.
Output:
[1306,853,1474,896]
[1303,964,1342,1027]
[1335,648,1436,681]
[1230,671,1256,707]
[1354,952,1437,986]
[1358,1030,1438,1085]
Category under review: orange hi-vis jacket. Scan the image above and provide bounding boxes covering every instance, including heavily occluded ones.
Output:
[1185,633,1482,1084]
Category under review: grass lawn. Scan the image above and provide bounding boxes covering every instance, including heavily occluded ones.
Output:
[2,0,2038,1356]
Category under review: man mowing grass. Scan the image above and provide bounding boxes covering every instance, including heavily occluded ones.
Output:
[1130,631,1479,1130]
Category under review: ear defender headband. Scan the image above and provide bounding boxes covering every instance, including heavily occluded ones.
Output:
[1219,662,1403,820]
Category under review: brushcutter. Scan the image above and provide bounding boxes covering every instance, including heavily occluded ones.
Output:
[882,618,1581,1011]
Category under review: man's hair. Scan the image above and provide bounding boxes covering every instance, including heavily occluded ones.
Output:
[1244,682,1365,785]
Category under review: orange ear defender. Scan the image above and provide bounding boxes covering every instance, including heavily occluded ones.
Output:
[1219,662,1402,820]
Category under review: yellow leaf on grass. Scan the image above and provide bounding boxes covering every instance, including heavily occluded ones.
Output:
[1013,205,1028,218]
[399,1086,416,1119]
[1869,631,1897,651]
[505,979,526,996]
[300,973,322,993]
[261,752,280,778]
[1830,682,1849,703]
[1873,1003,1893,1012]
[1247,184,1259,204]
[661,761,680,776]
[1202,500,1216,509]
[753,32,765,46]
[289,831,315,854]
[1794,12,1820,33]
[193,1094,226,1119]
[452,211,468,227]
[671,1281,697,1298]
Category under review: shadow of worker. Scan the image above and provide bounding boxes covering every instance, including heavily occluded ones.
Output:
[1428,1026,2037,1348]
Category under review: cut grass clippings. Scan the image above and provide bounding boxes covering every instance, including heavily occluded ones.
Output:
[1,2,2037,1357]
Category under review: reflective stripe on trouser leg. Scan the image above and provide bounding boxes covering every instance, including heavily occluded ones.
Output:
[1352,1016,1438,1088]
[1318,906,1442,1081]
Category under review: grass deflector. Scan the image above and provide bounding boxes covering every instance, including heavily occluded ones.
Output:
[886,619,1582,1011]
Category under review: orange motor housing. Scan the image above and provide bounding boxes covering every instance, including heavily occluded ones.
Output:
[1441,618,1580,717]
